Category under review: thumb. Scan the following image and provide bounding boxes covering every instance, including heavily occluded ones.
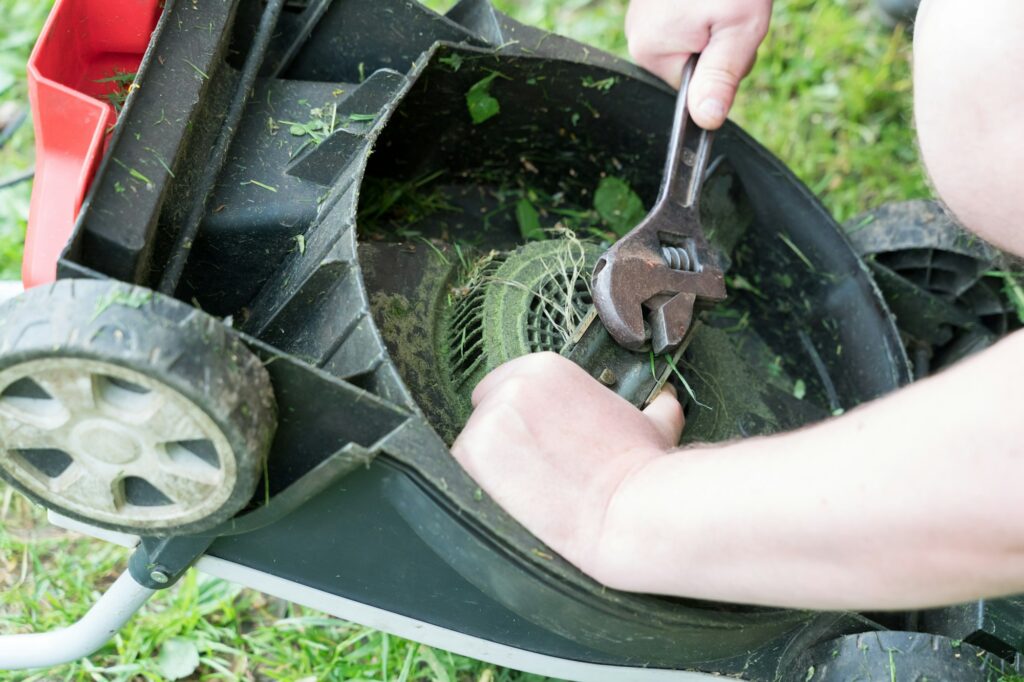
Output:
[687,25,765,129]
[642,384,685,448]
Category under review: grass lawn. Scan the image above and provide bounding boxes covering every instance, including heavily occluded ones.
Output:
[0,0,51,278]
[0,0,933,680]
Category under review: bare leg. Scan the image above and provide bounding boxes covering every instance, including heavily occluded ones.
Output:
[913,0,1024,258]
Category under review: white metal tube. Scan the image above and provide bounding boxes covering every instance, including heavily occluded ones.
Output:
[0,570,155,670]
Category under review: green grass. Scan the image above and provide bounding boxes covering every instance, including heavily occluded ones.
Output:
[0,0,928,680]
[0,0,52,278]
[737,0,928,222]
[489,0,928,223]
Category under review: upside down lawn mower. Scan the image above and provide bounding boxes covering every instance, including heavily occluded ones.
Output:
[1,0,1022,679]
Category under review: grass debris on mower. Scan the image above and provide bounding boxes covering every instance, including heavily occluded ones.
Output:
[1,0,1022,679]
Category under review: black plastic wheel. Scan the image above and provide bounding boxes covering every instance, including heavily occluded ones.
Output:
[0,279,277,535]
[788,631,1020,681]
[847,200,1023,377]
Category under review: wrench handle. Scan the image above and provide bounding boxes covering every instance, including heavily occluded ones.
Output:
[656,54,714,210]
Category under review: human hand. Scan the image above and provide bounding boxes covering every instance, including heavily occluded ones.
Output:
[451,352,684,576]
[625,0,772,129]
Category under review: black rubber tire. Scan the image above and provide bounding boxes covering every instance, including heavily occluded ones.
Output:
[0,279,277,535]
[790,631,1019,682]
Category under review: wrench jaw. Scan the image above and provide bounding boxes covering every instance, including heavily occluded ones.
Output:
[592,252,726,355]
[591,203,727,355]
[592,253,657,352]
[649,292,697,355]
[649,267,727,353]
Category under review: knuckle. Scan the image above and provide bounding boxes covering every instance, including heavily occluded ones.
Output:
[520,351,566,378]
[471,407,506,439]
[626,32,656,65]
[746,13,770,40]
[449,438,470,464]
[532,350,564,367]
[627,38,644,63]
[455,407,507,462]
[451,431,480,467]
[499,354,544,380]
[495,375,534,404]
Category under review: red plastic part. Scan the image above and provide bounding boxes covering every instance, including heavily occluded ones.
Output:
[24,0,162,288]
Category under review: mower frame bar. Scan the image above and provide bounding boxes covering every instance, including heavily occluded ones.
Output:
[0,571,154,670]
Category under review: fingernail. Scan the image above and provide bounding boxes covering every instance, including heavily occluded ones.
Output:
[699,98,725,123]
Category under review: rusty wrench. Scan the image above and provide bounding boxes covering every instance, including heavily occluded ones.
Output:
[591,55,727,354]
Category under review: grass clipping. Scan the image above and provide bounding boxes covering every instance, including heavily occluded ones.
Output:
[485,230,596,355]
[446,231,599,392]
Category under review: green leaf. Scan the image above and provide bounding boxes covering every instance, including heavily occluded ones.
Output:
[1007,277,1024,324]
[998,272,1024,324]
[93,69,137,85]
[727,273,766,298]
[793,379,807,400]
[156,637,200,680]
[439,53,463,72]
[581,75,617,91]
[466,73,501,124]
[664,354,711,410]
[515,199,546,241]
[593,176,645,236]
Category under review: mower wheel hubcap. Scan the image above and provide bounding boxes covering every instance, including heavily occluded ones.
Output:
[0,358,237,530]
[72,420,142,465]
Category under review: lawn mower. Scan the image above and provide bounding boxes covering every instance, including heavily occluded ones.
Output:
[0,0,1022,679]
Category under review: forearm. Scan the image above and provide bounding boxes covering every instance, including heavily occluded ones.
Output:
[594,330,1024,610]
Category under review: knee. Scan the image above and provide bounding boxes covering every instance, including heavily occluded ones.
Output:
[913,0,1024,256]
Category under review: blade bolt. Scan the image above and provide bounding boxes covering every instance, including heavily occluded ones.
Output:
[598,368,618,386]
